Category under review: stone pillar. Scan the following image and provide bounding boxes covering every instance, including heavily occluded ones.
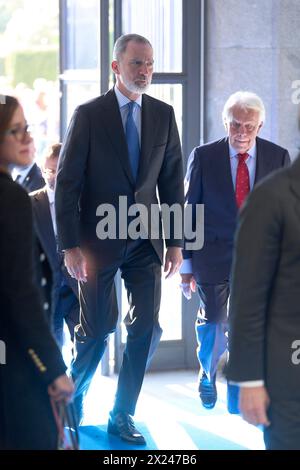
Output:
[205,0,300,159]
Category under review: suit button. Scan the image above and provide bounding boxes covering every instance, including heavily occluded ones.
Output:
[43,302,49,310]
[40,253,46,262]
[41,277,47,286]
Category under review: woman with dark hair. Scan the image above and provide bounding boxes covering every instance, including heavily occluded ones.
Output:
[0,95,74,449]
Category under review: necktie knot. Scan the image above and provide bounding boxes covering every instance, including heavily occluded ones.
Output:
[128,101,136,114]
[237,152,248,163]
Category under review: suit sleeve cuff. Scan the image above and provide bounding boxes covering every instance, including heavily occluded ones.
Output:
[229,380,264,387]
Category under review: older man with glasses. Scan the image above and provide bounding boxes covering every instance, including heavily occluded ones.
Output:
[180,91,290,410]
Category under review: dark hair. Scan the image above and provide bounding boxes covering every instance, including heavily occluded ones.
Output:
[0,95,20,143]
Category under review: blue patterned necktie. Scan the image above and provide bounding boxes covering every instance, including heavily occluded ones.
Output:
[126,101,140,181]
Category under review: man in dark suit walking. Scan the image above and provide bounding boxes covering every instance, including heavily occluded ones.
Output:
[180,91,290,409]
[30,144,79,348]
[227,156,300,449]
[55,34,184,444]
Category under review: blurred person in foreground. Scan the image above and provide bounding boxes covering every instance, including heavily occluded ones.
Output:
[227,155,300,450]
[0,95,73,450]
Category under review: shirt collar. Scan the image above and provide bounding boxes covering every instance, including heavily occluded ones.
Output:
[114,85,142,109]
[229,141,256,160]
[12,162,35,179]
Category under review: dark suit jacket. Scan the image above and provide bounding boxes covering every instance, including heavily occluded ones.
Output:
[30,187,79,313]
[0,172,66,449]
[227,156,300,400]
[55,89,184,265]
[183,137,290,283]
[21,162,45,193]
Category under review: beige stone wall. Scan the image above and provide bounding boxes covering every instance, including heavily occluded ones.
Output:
[205,0,300,159]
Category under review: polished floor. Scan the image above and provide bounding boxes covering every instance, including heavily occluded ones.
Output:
[77,369,265,450]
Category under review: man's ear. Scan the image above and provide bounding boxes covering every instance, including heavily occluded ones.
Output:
[257,122,263,134]
[111,60,119,75]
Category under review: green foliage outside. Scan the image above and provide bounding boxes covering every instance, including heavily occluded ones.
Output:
[0,1,59,88]
[7,48,58,87]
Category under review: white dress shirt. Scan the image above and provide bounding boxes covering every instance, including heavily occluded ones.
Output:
[12,162,35,185]
[46,186,57,236]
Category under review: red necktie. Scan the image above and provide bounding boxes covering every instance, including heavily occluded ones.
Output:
[235,153,250,209]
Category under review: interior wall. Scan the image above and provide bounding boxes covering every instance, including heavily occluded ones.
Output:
[204,0,300,160]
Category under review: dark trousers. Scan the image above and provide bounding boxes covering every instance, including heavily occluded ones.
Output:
[264,399,300,450]
[71,239,162,416]
[53,283,80,347]
[195,281,230,380]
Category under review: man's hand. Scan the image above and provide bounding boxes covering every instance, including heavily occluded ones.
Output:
[164,247,183,279]
[64,247,87,282]
[239,385,271,426]
[180,273,196,299]
[48,374,74,403]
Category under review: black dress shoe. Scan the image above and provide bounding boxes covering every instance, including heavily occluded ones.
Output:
[199,372,217,409]
[107,411,146,445]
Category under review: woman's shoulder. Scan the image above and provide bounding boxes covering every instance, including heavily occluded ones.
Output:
[0,172,31,212]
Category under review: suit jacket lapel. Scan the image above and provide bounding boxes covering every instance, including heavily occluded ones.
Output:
[32,189,57,265]
[254,137,274,184]
[101,89,135,187]
[215,138,237,210]
[136,95,159,187]
[23,165,35,189]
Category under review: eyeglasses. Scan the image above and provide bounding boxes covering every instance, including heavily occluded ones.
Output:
[229,121,258,133]
[43,168,56,176]
[5,124,31,142]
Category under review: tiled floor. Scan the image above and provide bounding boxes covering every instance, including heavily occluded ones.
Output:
[77,369,265,450]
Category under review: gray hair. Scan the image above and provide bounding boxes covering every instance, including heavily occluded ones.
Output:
[113,34,152,61]
[222,91,266,125]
